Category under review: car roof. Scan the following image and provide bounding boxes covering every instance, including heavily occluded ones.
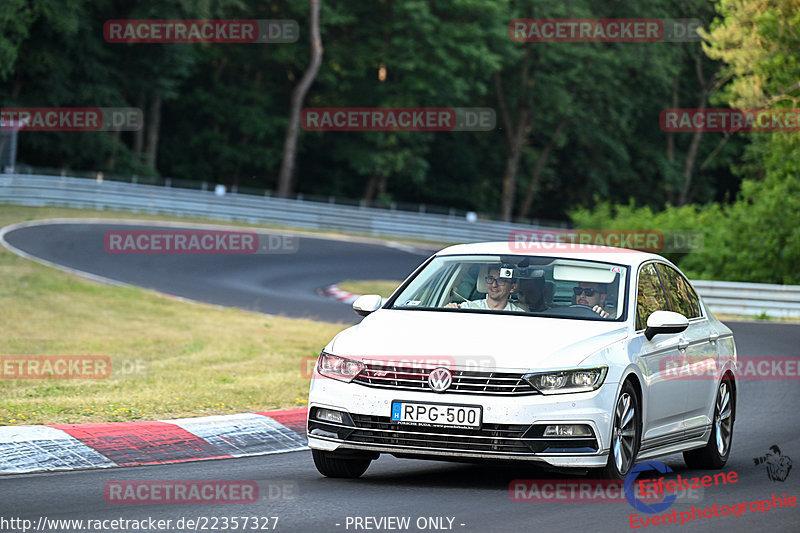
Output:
[436,241,669,268]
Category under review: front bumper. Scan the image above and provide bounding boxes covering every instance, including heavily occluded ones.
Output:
[307,372,619,468]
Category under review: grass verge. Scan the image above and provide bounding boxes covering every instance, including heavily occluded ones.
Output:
[0,205,347,425]
[336,280,402,299]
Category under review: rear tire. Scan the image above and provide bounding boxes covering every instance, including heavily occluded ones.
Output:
[683,377,734,469]
[597,381,641,479]
[312,449,372,478]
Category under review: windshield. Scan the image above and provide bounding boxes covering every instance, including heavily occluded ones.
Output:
[390,254,628,321]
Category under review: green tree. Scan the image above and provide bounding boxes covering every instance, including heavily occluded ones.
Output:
[0,0,35,81]
[700,0,800,282]
[296,0,510,203]
[496,0,736,221]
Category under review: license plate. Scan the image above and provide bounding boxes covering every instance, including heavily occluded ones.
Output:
[391,401,482,428]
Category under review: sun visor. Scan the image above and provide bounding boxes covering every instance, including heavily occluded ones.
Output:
[553,264,618,283]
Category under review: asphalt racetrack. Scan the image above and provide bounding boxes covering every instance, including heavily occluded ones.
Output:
[2,220,433,323]
[2,220,799,533]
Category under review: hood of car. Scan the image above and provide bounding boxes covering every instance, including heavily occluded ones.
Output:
[327,309,628,372]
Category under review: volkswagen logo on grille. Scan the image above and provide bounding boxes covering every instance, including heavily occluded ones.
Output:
[428,367,452,392]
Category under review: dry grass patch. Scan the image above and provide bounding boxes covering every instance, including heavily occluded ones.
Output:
[0,206,347,425]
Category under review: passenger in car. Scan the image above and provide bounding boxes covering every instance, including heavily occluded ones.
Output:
[574,282,611,318]
[445,266,525,311]
[518,275,549,312]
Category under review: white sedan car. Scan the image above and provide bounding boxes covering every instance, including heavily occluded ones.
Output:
[307,242,737,479]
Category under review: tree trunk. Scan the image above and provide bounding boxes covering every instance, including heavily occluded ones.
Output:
[133,92,145,159]
[494,48,533,222]
[678,121,704,205]
[363,172,389,203]
[231,134,249,189]
[276,0,323,197]
[499,115,528,221]
[143,92,162,170]
[665,74,679,204]
[363,172,379,203]
[666,74,679,164]
[11,78,23,100]
[517,117,567,220]
[678,54,716,206]
[699,132,732,171]
[376,173,388,198]
[105,128,122,171]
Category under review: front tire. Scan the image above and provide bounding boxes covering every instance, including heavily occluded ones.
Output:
[683,377,734,469]
[312,449,372,478]
[597,381,641,479]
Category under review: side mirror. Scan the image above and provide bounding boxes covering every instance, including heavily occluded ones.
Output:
[645,310,689,341]
[353,294,383,317]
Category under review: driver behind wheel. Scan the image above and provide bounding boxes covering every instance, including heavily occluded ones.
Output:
[573,282,610,318]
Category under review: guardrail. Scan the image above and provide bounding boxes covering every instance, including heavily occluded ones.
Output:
[2,172,799,319]
[692,280,800,319]
[0,173,560,243]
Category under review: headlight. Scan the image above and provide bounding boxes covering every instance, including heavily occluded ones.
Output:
[524,367,607,395]
[317,352,364,383]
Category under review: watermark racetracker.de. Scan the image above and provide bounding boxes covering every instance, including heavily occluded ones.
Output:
[509,461,707,507]
[0,355,149,379]
[1,355,110,379]
[104,230,299,254]
[508,229,703,254]
[301,108,496,132]
[103,479,297,504]
[0,108,142,131]
[661,355,800,381]
[103,19,299,43]
[660,108,800,132]
[509,18,703,42]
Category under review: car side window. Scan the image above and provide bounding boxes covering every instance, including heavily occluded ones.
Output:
[683,278,702,318]
[655,263,700,319]
[636,263,668,330]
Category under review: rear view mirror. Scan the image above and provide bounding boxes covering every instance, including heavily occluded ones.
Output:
[353,294,383,317]
[645,310,689,340]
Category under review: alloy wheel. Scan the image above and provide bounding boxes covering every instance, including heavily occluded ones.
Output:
[714,382,733,456]
[612,392,637,473]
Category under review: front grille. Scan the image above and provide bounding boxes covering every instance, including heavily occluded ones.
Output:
[351,363,537,396]
[307,411,600,456]
[347,414,532,454]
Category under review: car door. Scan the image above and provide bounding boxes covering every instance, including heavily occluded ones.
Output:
[656,264,718,436]
[634,262,687,445]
